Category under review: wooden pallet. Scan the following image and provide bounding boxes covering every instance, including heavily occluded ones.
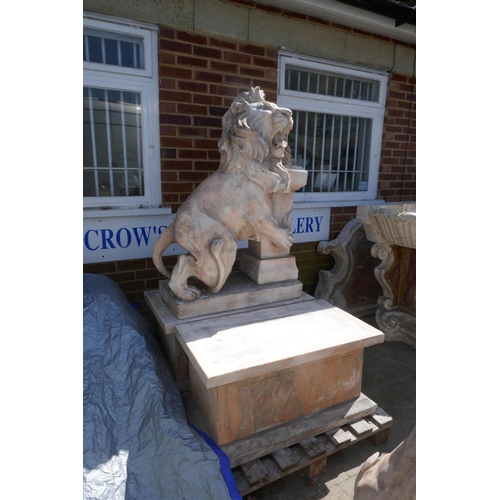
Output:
[231,407,392,497]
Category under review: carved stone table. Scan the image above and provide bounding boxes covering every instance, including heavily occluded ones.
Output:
[356,203,416,348]
[315,218,381,319]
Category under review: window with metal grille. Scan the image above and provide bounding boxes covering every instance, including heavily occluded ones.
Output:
[289,110,372,194]
[278,53,388,204]
[83,87,144,198]
[83,15,160,210]
[285,65,380,103]
[83,28,145,69]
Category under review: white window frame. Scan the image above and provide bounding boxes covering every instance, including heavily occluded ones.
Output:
[83,13,161,211]
[278,51,388,205]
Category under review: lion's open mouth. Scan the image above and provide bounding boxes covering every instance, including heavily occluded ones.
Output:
[271,119,293,157]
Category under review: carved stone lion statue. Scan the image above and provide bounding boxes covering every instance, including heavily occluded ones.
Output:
[153,87,296,301]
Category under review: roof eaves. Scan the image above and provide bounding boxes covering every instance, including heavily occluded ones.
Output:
[334,0,416,27]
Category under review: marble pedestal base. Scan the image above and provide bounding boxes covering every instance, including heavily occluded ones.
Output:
[147,296,384,446]
[144,287,314,384]
[189,346,364,445]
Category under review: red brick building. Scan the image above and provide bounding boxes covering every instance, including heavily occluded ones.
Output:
[83,0,416,322]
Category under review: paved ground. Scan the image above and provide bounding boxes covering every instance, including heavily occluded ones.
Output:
[245,336,416,500]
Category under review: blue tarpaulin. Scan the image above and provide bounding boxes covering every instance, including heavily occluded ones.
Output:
[83,274,238,500]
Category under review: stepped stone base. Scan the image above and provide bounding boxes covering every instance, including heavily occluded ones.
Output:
[159,271,302,320]
[240,252,298,285]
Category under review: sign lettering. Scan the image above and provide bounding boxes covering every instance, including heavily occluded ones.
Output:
[83,208,330,264]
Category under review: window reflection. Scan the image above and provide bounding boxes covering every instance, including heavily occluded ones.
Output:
[288,110,371,193]
[83,87,144,197]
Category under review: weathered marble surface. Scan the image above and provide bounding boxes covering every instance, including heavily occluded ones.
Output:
[240,165,307,285]
[160,272,302,319]
[144,285,315,383]
[353,426,416,500]
[189,348,364,445]
[152,87,307,302]
[357,203,416,249]
[174,297,383,445]
[219,393,379,468]
[239,253,298,285]
[174,299,384,389]
[145,282,313,337]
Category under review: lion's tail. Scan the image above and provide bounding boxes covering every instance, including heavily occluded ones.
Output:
[209,238,226,294]
[152,224,175,278]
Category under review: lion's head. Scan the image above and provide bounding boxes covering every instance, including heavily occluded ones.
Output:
[218,87,293,173]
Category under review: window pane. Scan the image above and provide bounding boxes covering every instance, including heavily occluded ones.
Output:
[103,38,119,66]
[285,65,380,102]
[83,28,145,69]
[83,86,144,198]
[86,35,103,64]
[288,110,372,193]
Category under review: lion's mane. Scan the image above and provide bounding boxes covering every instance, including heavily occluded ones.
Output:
[217,87,291,193]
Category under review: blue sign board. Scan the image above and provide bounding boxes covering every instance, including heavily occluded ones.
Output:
[83,207,330,264]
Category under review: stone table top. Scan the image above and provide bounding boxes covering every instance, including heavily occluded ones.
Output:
[174,299,384,388]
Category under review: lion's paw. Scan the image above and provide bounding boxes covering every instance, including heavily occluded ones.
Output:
[177,285,201,301]
[276,230,294,250]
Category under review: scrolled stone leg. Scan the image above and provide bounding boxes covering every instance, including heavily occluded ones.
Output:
[370,243,395,310]
[376,308,416,348]
[315,219,365,310]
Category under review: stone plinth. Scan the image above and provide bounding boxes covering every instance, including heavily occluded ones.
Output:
[159,271,303,320]
[174,298,384,445]
[239,253,298,285]
[247,238,289,259]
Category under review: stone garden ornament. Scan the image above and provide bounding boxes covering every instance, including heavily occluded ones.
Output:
[153,87,299,301]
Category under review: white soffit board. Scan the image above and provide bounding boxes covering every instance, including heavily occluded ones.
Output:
[257,0,416,44]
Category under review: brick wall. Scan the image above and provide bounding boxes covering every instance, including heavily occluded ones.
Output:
[378,73,416,202]
[158,26,279,212]
[83,24,416,320]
